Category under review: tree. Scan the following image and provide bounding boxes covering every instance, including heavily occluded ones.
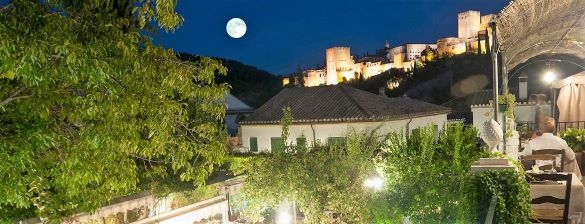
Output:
[383,124,483,222]
[420,45,438,62]
[230,109,391,223]
[295,65,305,87]
[0,0,228,221]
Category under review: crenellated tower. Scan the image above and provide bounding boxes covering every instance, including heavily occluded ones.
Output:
[325,47,354,85]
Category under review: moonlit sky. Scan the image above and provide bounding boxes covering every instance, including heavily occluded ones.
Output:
[156,0,511,75]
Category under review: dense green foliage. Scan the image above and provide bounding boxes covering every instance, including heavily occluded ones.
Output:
[470,168,531,224]
[561,128,585,152]
[0,0,228,221]
[383,124,482,222]
[384,125,530,223]
[232,120,531,223]
[230,122,389,223]
[171,185,220,209]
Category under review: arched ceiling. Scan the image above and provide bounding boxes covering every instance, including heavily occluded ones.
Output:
[496,0,585,71]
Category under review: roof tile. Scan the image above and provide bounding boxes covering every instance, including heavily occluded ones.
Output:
[240,85,451,124]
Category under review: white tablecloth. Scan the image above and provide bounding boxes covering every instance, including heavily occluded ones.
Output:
[531,173,585,223]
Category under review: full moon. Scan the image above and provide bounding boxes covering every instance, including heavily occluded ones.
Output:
[226,18,246,38]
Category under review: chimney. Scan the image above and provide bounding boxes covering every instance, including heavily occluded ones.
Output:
[519,76,528,100]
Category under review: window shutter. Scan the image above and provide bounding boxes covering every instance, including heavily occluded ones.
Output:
[270,137,284,153]
[250,137,258,152]
[327,137,346,148]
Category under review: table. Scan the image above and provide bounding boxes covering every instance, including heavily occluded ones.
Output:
[531,172,585,223]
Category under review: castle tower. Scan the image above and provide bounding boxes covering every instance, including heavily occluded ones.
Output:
[325,47,352,85]
[458,10,481,39]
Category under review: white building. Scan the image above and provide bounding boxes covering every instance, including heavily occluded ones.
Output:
[239,85,451,152]
[224,93,254,136]
[387,43,437,69]
[468,87,551,140]
[300,47,393,87]
[439,10,495,56]
[305,69,327,87]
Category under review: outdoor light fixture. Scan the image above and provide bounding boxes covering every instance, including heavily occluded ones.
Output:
[364,176,384,190]
[543,71,556,84]
[277,211,292,224]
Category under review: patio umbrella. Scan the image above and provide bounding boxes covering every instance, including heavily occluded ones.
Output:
[553,71,585,128]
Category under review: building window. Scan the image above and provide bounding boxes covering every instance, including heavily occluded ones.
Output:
[249,137,258,152]
[271,137,284,153]
[327,137,346,148]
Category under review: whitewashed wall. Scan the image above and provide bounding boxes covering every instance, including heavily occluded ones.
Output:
[240,114,448,153]
[134,196,228,224]
[471,102,551,137]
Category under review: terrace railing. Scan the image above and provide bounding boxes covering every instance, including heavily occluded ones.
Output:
[557,121,585,133]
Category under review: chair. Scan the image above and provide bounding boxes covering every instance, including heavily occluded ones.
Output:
[522,154,559,171]
[533,149,565,172]
[529,173,572,224]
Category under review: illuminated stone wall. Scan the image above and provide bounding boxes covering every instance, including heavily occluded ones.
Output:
[437,37,466,56]
[362,62,392,79]
[304,69,326,87]
[326,47,353,85]
[389,44,436,69]
[299,10,494,88]
[438,11,494,56]
[480,14,495,53]
[458,10,481,39]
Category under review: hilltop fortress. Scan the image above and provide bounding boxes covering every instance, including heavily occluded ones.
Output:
[285,10,496,87]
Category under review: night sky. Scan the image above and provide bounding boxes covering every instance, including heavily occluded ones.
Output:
[156,0,511,75]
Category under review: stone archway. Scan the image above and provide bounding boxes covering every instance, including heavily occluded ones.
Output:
[491,0,585,154]
[496,0,585,72]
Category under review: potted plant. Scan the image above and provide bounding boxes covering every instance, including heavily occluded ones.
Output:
[498,93,516,137]
[498,94,515,114]
[561,128,585,173]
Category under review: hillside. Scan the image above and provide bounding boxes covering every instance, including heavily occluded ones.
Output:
[347,53,494,112]
[178,53,282,108]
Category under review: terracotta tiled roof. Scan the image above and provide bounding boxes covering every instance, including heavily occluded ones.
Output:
[468,89,493,106]
[468,88,522,106]
[240,85,451,124]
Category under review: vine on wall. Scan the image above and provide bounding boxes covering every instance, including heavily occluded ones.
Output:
[498,93,516,137]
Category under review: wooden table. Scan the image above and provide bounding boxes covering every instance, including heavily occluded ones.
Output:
[530,172,585,223]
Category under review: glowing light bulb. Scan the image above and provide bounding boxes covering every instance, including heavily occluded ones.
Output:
[277,211,292,224]
[364,176,384,190]
[543,71,556,84]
